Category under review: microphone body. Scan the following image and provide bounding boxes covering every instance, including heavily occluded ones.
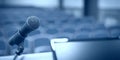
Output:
[9,16,40,46]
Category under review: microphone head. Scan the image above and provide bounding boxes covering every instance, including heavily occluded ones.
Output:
[9,16,40,46]
[27,16,40,30]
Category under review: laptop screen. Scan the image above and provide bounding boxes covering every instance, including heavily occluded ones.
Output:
[54,40,120,60]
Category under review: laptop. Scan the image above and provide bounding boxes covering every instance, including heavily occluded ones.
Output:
[54,39,120,60]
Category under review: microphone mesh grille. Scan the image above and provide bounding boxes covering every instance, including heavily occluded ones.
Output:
[27,16,40,30]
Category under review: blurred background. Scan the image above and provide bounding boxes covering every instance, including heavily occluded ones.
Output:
[0,0,120,60]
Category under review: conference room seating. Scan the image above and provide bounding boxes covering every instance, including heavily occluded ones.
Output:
[0,7,120,56]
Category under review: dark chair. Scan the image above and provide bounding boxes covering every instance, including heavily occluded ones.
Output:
[89,30,109,38]
[46,28,59,35]
[28,30,40,36]
[0,40,6,56]
[34,38,52,53]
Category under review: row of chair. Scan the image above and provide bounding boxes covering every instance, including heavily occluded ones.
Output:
[0,7,120,56]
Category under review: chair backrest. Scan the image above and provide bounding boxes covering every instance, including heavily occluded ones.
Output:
[0,40,6,56]
[0,40,6,50]
[34,38,52,53]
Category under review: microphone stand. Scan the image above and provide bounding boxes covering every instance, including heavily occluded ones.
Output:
[13,42,24,60]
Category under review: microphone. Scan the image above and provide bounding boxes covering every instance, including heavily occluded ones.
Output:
[9,16,40,46]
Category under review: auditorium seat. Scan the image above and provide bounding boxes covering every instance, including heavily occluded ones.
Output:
[0,30,3,37]
[47,20,56,24]
[34,38,52,53]
[81,17,96,23]
[0,40,7,56]
[93,23,106,31]
[28,30,41,36]
[78,26,92,33]
[23,39,31,54]
[54,32,74,39]
[34,46,52,53]
[109,28,120,37]
[62,27,76,34]
[89,30,109,38]
[72,18,81,24]
[76,24,93,34]
[2,24,19,38]
[59,19,69,24]
[66,18,79,24]
[46,28,59,35]
[104,18,120,37]
[75,32,90,39]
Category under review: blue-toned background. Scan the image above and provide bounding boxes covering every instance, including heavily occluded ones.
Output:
[0,0,120,60]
